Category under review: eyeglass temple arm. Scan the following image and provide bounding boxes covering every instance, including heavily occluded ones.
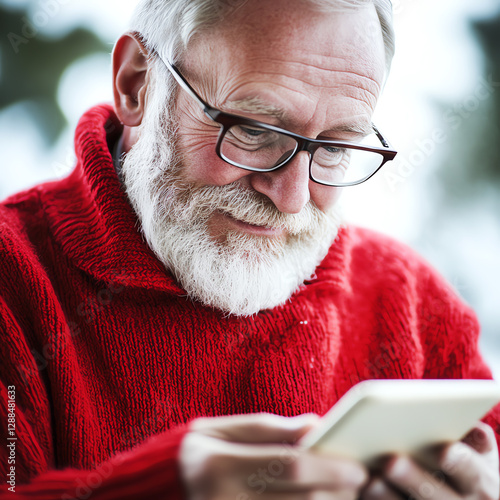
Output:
[149,47,212,115]
[372,124,396,151]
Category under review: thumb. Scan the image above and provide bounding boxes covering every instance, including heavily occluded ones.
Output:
[191,412,321,444]
[461,422,496,454]
[289,413,322,439]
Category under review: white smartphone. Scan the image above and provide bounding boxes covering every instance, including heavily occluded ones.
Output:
[298,379,500,465]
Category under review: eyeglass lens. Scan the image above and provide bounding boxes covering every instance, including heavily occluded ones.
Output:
[220,124,385,186]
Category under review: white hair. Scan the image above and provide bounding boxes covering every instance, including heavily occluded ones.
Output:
[130,0,395,74]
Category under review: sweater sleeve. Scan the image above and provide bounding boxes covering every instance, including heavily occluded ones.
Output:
[0,419,192,499]
[0,312,190,500]
[0,295,192,499]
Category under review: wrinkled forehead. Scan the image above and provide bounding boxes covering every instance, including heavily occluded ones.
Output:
[183,0,386,99]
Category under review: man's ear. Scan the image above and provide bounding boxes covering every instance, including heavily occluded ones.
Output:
[112,32,150,127]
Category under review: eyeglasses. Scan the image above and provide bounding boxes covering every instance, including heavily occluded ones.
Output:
[145,40,398,187]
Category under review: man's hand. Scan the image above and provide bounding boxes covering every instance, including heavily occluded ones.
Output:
[361,422,500,500]
[179,412,368,500]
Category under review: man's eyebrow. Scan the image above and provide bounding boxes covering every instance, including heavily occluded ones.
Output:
[223,97,285,119]
[223,97,373,136]
[325,122,374,136]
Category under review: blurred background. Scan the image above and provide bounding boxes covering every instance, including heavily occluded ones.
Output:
[0,0,499,377]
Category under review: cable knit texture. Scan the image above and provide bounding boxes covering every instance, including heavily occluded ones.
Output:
[0,104,499,498]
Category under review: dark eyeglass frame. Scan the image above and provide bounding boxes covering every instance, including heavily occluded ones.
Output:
[138,34,398,187]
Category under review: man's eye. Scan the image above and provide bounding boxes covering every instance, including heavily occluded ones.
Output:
[240,126,266,137]
[321,146,345,157]
[229,125,275,145]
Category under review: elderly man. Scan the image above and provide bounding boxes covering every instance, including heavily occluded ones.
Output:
[1,0,499,499]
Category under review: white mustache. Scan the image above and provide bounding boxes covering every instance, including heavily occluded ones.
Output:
[165,180,328,236]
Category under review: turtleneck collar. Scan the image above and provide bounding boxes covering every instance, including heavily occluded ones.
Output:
[42,104,185,293]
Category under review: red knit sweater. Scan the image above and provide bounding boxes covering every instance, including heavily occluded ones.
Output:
[0,105,499,499]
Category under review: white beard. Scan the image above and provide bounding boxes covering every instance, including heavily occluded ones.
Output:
[120,72,343,316]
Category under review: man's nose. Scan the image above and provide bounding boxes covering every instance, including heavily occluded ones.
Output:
[248,152,311,214]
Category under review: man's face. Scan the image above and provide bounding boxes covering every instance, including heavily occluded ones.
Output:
[177,0,386,230]
[121,0,386,316]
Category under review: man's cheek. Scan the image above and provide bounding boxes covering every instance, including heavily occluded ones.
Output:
[309,184,343,214]
[182,140,251,187]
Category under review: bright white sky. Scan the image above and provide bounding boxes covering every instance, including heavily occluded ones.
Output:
[1,0,500,375]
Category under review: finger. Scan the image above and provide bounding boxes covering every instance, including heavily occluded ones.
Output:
[188,434,368,492]
[233,488,359,500]
[192,412,321,443]
[436,441,499,496]
[384,455,460,500]
[219,464,363,500]
[240,447,368,492]
[308,491,359,500]
[461,422,496,454]
[198,475,359,500]
[360,477,403,500]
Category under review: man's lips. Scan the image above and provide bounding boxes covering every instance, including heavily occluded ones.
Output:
[219,211,285,237]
